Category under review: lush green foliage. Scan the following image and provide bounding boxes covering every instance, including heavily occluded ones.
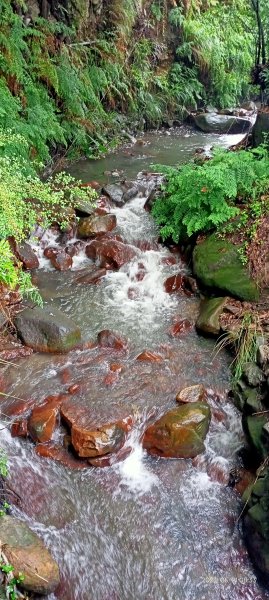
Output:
[152,147,269,242]
[0,131,96,301]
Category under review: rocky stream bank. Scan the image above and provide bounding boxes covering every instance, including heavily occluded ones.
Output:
[1,123,269,597]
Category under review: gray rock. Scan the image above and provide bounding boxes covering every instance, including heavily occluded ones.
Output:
[15,304,81,353]
[196,297,227,335]
[193,113,252,134]
[258,345,269,367]
[0,515,60,594]
[243,362,265,387]
[102,184,125,206]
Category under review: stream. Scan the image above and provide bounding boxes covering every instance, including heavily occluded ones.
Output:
[1,126,269,600]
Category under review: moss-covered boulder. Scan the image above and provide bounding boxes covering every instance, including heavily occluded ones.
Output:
[193,234,259,301]
[142,402,211,458]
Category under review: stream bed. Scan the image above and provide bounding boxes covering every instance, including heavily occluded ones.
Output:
[1,126,269,600]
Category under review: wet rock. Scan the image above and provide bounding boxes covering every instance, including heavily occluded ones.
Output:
[143,402,211,458]
[0,515,60,594]
[50,250,73,271]
[176,384,207,404]
[43,246,58,259]
[168,319,192,337]
[136,350,163,362]
[97,330,128,352]
[231,467,255,496]
[164,274,184,294]
[196,297,228,335]
[102,184,125,206]
[74,199,95,217]
[243,469,269,580]
[207,458,230,485]
[75,267,107,285]
[14,305,81,353]
[193,113,252,134]
[11,419,28,438]
[61,396,132,458]
[28,395,67,443]
[77,213,117,238]
[242,362,265,387]
[193,234,259,301]
[86,238,137,269]
[12,241,39,270]
[35,442,89,469]
[241,101,256,112]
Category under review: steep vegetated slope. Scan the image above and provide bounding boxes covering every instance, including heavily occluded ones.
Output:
[1,1,254,161]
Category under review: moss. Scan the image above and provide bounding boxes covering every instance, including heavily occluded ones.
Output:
[193,234,259,301]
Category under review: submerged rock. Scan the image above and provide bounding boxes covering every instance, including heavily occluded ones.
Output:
[97,329,128,351]
[143,402,211,458]
[75,267,107,285]
[77,213,117,238]
[0,515,60,594]
[136,350,163,362]
[15,305,81,353]
[50,250,73,271]
[193,234,259,301]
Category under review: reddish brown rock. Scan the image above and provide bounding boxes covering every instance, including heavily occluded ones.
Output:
[5,398,36,418]
[75,268,107,285]
[12,241,39,270]
[134,240,159,251]
[68,383,80,395]
[28,394,69,443]
[0,345,33,361]
[50,250,73,271]
[11,419,28,438]
[80,180,100,190]
[35,442,89,469]
[103,372,119,386]
[168,319,192,337]
[61,396,133,458]
[110,363,123,373]
[43,246,58,259]
[78,214,117,238]
[233,468,255,496]
[176,384,207,404]
[89,445,132,468]
[161,256,177,266]
[164,274,184,293]
[97,330,128,352]
[207,460,230,485]
[143,402,211,458]
[85,239,137,269]
[136,350,163,362]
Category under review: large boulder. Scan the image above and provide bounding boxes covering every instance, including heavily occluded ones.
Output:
[15,305,81,353]
[77,214,117,238]
[193,113,252,134]
[102,184,125,206]
[193,235,259,301]
[11,241,39,270]
[0,515,60,594]
[143,402,211,458]
[61,396,133,458]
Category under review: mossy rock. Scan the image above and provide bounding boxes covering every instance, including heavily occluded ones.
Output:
[242,414,268,460]
[243,469,269,580]
[196,296,228,335]
[193,234,259,301]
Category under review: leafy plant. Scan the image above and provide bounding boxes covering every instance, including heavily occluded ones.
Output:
[152,147,269,242]
[215,312,262,381]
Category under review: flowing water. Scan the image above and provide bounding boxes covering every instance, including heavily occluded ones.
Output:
[1,127,269,600]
